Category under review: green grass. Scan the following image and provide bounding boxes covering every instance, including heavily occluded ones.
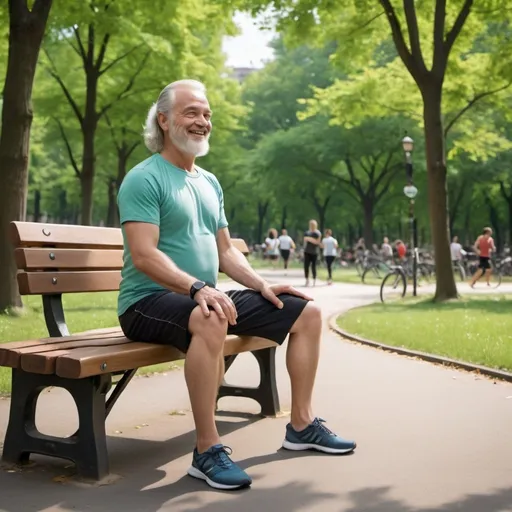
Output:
[337,295,512,371]
[0,292,184,395]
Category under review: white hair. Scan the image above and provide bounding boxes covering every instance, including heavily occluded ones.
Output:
[143,79,207,153]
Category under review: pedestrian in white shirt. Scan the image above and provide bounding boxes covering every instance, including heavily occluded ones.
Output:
[264,228,280,267]
[450,235,466,262]
[278,228,296,272]
[321,229,338,285]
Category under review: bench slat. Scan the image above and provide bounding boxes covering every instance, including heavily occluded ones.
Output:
[17,270,122,295]
[15,248,124,270]
[55,335,276,378]
[0,331,127,367]
[13,337,128,371]
[11,222,123,249]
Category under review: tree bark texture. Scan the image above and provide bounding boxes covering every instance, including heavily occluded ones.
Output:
[362,199,374,247]
[422,87,458,300]
[0,0,53,311]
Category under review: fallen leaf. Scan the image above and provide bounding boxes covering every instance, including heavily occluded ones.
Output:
[52,475,68,483]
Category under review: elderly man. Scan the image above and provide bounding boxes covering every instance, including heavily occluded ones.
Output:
[117,79,356,491]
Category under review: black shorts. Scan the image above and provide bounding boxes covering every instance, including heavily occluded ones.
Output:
[280,249,291,261]
[479,257,491,270]
[119,289,308,353]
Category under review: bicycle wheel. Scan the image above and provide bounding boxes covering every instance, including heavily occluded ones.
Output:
[489,270,502,289]
[362,266,381,285]
[456,263,466,282]
[380,270,407,303]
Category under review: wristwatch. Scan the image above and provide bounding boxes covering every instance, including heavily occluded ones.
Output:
[190,280,207,300]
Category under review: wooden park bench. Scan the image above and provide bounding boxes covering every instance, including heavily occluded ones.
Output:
[0,221,280,480]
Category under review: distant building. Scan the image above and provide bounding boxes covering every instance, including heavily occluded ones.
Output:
[229,66,258,83]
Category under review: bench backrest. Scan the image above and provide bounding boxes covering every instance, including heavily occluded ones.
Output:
[11,222,248,296]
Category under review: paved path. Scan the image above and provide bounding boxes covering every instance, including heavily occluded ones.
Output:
[1,272,512,512]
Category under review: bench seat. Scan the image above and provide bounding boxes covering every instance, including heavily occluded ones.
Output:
[0,330,276,378]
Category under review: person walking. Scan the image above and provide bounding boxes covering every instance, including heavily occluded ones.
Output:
[303,220,321,287]
[117,80,356,491]
[381,236,393,265]
[264,228,280,267]
[278,228,295,272]
[321,229,338,285]
[470,227,496,287]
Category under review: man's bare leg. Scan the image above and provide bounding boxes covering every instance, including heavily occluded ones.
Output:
[485,268,492,286]
[471,268,483,287]
[286,302,322,431]
[185,307,227,453]
[283,300,356,454]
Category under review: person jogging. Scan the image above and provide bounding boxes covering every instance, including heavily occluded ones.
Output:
[321,229,338,285]
[278,228,295,271]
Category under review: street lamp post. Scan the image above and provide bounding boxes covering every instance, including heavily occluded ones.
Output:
[402,136,418,297]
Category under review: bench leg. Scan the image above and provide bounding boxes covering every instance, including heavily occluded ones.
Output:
[217,347,281,417]
[2,369,111,480]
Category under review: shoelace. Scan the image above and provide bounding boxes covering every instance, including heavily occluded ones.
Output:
[211,445,233,469]
[315,418,335,436]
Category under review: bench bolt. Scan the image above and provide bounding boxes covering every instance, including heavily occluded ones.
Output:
[101,363,107,371]
[49,252,55,260]
[51,277,57,285]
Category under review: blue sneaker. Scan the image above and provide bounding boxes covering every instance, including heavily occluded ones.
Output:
[187,444,252,490]
[282,418,356,454]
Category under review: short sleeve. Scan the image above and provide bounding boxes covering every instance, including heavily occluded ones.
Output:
[118,170,161,226]
[206,173,228,230]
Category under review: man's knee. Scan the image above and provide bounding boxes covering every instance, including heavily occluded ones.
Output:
[291,302,322,333]
[189,306,228,351]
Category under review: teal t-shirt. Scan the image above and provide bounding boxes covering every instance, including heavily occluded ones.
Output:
[117,154,228,315]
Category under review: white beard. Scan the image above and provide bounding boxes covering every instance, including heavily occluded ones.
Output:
[169,122,210,157]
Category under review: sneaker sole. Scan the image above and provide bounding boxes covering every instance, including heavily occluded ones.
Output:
[187,466,250,490]
[282,440,356,454]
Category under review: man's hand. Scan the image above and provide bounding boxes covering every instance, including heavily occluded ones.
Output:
[259,284,313,309]
[194,287,237,325]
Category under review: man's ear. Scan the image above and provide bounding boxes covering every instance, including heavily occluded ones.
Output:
[157,112,169,132]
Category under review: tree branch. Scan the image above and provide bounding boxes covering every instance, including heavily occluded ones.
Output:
[444,0,474,57]
[403,0,427,73]
[499,181,511,202]
[348,10,385,36]
[72,26,87,65]
[104,113,120,151]
[432,0,447,74]
[444,81,512,137]
[378,0,417,77]
[99,43,144,76]
[54,118,81,178]
[43,48,84,127]
[375,165,402,203]
[95,32,111,71]
[345,156,364,195]
[127,140,140,158]
[96,51,151,120]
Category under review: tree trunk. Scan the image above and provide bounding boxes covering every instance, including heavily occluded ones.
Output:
[106,179,117,227]
[80,115,97,225]
[33,189,41,222]
[256,200,269,244]
[58,189,67,223]
[509,198,512,247]
[422,87,458,300]
[281,205,287,230]
[362,199,374,246]
[0,0,53,311]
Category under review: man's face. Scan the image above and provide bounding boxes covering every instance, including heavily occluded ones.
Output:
[384,237,389,244]
[160,88,212,157]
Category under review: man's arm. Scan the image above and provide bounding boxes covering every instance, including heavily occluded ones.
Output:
[217,228,311,309]
[474,236,481,254]
[125,222,236,323]
[124,221,196,294]
[217,227,267,292]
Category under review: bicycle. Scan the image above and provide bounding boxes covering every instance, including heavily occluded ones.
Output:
[380,264,407,302]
